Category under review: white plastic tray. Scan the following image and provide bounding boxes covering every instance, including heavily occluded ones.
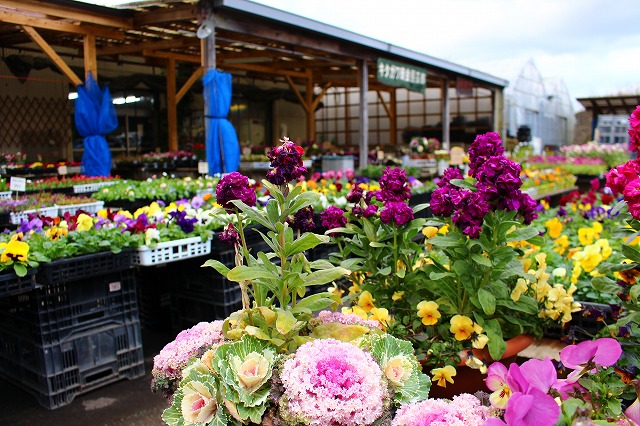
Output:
[57,201,105,216]
[10,206,59,224]
[73,181,117,194]
[132,236,212,266]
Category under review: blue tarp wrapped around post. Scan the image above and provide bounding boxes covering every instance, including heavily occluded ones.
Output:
[202,69,240,175]
[74,72,117,177]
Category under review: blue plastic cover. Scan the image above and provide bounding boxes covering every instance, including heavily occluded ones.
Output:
[74,72,118,177]
[202,69,240,175]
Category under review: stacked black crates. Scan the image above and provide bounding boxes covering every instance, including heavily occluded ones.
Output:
[0,251,144,409]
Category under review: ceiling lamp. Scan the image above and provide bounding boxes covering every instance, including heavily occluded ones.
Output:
[197,15,215,39]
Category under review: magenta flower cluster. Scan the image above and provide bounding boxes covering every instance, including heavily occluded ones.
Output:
[485,338,627,426]
[380,201,414,226]
[605,105,640,219]
[377,166,411,202]
[430,132,537,238]
[279,338,387,426]
[320,206,347,233]
[215,171,256,213]
[219,222,240,247]
[391,393,491,426]
[265,138,307,185]
[287,205,316,233]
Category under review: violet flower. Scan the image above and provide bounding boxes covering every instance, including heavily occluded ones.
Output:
[287,205,316,232]
[378,167,411,202]
[169,210,198,234]
[380,201,414,226]
[320,206,347,234]
[215,172,256,213]
[468,131,504,175]
[219,222,240,247]
[265,138,307,185]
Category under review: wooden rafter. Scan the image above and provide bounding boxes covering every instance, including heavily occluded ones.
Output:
[222,62,308,79]
[176,67,203,104]
[132,4,195,26]
[98,37,198,56]
[20,25,82,86]
[1,0,133,29]
[0,10,125,40]
[143,49,200,64]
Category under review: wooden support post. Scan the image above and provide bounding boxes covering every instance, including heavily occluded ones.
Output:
[166,57,178,152]
[344,89,350,147]
[83,34,97,80]
[376,89,397,145]
[305,71,314,141]
[20,25,82,86]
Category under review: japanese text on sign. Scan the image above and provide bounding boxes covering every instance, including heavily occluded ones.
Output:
[377,58,427,93]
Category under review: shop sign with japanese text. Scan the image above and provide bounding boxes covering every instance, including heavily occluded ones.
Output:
[377,58,427,93]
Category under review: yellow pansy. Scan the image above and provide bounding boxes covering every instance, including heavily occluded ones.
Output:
[544,217,563,239]
[45,225,68,241]
[438,224,449,234]
[416,301,441,326]
[97,209,108,219]
[431,365,456,387]
[575,244,603,273]
[392,291,405,301]
[341,306,368,320]
[511,278,529,302]
[595,239,612,260]
[449,315,474,341]
[76,213,94,232]
[553,235,570,255]
[0,239,29,262]
[357,291,376,313]
[370,307,391,330]
[422,226,438,239]
[578,227,596,246]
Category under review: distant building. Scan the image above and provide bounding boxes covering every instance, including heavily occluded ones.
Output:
[504,60,575,152]
[576,95,640,145]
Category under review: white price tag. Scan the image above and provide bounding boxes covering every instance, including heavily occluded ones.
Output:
[58,165,68,175]
[198,161,209,174]
[108,281,121,292]
[9,176,26,192]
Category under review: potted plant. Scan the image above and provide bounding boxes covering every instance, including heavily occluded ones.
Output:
[327,132,578,396]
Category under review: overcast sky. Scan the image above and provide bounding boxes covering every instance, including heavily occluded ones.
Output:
[248,0,640,103]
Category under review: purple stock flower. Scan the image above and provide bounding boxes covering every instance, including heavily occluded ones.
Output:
[346,185,364,203]
[219,223,240,247]
[321,206,347,234]
[475,157,522,193]
[429,186,460,217]
[438,167,463,187]
[451,191,490,238]
[468,131,504,174]
[363,204,378,218]
[287,206,316,233]
[380,201,414,226]
[378,167,411,202]
[215,172,256,213]
[265,138,307,185]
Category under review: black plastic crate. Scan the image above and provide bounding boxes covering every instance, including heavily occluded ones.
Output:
[37,250,133,285]
[170,293,242,330]
[0,268,37,297]
[135,265,172,330]
[169,255,242,304]
[0,320,144,410]
[0,269,138,346]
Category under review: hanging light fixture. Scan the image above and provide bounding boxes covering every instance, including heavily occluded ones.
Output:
[197,14,215,39]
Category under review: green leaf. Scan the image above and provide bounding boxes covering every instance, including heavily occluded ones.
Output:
[471,253,491,267]
[362,217,377,242]
[478,288,496,315]
[428,234,462,248]
[292,293,335,313]
[228,265,274,282]
[505,226,540,243]
[483,319,506,361]
[622,244,640,264]
[13,263,27,277]
[287,233,328,256]
[449,178,476,191]
[275,309,297,335]
[396,269,406,278]
[304,267,349,286]
[202,259,231,276]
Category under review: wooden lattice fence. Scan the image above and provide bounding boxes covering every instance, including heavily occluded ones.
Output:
[0,96,71,161]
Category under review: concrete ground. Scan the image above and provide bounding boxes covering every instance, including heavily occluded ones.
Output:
[0,328,176,426]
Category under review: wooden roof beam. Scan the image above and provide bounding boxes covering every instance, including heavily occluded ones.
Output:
[98,37,198,56]
[0,10,125,40]
[21,25,82,86]
[1,0,133,29]
[220,62,308,79]
[143,49,200,64]
[133,4,196,26]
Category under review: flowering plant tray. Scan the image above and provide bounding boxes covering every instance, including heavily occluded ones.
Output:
[132,237,211,266]
[56,201,105,216]
[10,206,59,224]
[73,181,117,194]
[0,191,11,200]
[0,269,37,297]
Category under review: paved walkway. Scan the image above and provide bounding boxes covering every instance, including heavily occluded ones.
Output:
[0,328,175,426]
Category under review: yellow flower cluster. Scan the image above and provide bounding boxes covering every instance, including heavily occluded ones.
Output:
[0,233,29,262]
[517,252,581,324]
[341,290,391,330]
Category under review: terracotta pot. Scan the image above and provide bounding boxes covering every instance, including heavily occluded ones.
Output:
[427,334,534,399]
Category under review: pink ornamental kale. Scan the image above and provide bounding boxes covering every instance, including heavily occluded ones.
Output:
[392,393,491,426]
[279,338,387,426]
